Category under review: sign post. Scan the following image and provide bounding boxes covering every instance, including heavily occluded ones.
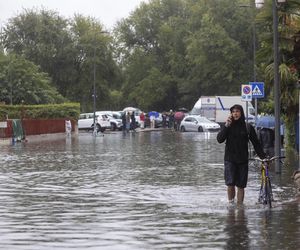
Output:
[250,82,265,126]
[241,84,253,123]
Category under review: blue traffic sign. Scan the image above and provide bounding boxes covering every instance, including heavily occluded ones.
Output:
[250,82,264,98]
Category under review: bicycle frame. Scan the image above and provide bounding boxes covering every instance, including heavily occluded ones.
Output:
[250,156,285,208]
[258,161,273,208]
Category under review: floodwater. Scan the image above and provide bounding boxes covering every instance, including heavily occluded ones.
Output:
[0,130,299,250]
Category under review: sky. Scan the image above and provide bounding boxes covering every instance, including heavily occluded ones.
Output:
[0,0,148,30]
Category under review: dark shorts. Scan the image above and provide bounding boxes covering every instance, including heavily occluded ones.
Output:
[224,161,248,188]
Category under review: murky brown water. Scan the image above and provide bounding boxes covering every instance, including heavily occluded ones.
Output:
[0,130,299,249]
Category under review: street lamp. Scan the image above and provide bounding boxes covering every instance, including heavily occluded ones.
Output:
[92,30,109,136]
[93,44,97,135]
[238,2,257,127]
[255,0,286,173]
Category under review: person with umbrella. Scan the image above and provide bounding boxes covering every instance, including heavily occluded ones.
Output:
[256,115,276,157]
[126,112,131,132]
[258,128,275,157]
[131,111,136,131]
[148,111,159,128]
[168,110,174,129]
[174,110,185,131]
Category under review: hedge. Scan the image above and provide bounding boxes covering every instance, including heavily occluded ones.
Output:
[0,103,80,120]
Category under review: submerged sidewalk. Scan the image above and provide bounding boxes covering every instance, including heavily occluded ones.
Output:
[0,127,172,145]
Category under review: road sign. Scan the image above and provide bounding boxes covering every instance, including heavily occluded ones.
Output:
[250,82,264,98]
[241,84,252,101]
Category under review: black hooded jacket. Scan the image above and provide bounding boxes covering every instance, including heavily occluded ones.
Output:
[217,105,266,163]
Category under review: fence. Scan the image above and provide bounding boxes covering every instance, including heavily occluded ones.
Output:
[0,119,76,139]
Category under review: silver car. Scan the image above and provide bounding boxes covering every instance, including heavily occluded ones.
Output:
[180,115,220,132]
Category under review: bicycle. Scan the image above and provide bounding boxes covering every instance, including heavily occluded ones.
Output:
[249,156,285,208]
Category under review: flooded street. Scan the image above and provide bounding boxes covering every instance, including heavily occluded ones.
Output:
[0,130,299,249]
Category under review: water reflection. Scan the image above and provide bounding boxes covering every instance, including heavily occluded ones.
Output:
[224,208,249,250]
[256,203,300,250]
[0,131,299,249]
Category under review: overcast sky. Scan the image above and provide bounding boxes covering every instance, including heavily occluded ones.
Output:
[0,0,148,30]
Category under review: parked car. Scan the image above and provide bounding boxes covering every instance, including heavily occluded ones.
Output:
[78,112,111,132]
[95,111,122,131]
[180,115,220,132]
[110,111,123,120]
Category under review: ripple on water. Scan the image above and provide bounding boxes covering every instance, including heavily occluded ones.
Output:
[0,132,299,249]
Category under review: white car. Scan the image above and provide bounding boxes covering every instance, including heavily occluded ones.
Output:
[95,111,123,131]
[78,112,111,132]
[180,115,220,132]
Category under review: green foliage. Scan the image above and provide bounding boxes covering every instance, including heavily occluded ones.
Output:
[185,12,246,97]
[2,8,76,96]
[0,103,80,120]
[115,0,255,110]
[0,54,66,104]
[1,0,299,126]
[256,0,300,149]
[1,9,122,110]
[69,15,122,111]
[129,67,174,111]
[107,90,123,111]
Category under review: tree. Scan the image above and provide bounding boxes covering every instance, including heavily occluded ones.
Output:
[0,53,65,104]
[114,0,193,110]
[2,8,76,97]
[1,9,123,111]
[256,0,300,150]
[69,15,122,111]
[114,0,256,110]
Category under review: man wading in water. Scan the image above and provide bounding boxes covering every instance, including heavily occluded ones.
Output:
[217,104,266,206]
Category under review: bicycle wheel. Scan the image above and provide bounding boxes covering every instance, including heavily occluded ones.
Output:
[258,168,266,204]
[258,181,264,203]
[268,178,274,201]
[265,178,272,208]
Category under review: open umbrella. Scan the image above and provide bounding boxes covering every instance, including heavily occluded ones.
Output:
[256,116,275,129]
[148,111,159,118]
[123,107,139,112]
[174,111,185,120]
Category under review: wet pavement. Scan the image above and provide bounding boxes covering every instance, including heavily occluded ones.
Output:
[0,130,299,249]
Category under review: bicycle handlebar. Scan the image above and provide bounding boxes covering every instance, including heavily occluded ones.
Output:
[249,156,286,163]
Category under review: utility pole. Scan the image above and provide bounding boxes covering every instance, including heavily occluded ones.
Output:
[92,29,109,136]
[272,0,282,173]
[93,44,97,135]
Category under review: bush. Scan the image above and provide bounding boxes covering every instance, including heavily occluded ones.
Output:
[0,103,80,120]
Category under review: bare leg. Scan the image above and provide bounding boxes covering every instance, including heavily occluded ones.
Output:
[227,186,235,202]
[237,188,244,205]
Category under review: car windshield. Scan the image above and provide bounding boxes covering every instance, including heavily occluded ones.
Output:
[113,113,122,119]
[190,107,201,115]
